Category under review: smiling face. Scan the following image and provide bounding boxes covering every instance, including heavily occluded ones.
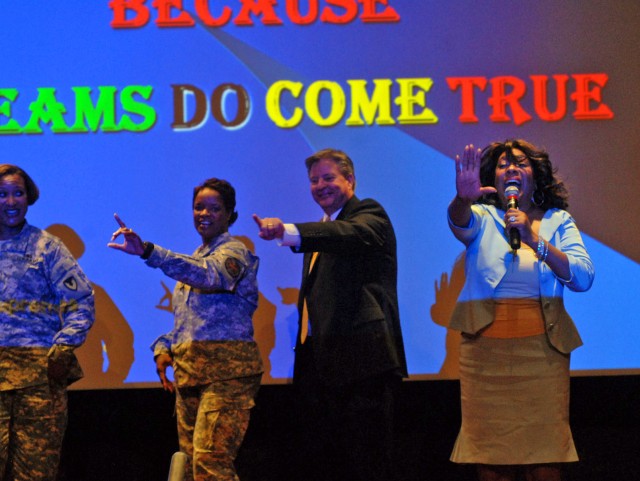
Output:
[193,187,230,244]
[309,157,355,216]
[0,174,29,239]
[494,148,536,212]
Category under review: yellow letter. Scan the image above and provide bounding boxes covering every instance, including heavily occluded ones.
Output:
[265,80,304,128]
[346,79,395,126]
[305,81,345,127]
[395,78,438,124]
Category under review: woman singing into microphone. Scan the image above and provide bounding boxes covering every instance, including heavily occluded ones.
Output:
[447,139,595,481]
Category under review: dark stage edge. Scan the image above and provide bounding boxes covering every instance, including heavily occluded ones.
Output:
[58,376,639,481]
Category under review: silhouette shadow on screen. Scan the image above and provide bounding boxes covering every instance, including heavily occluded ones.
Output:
[430,251,466,379]
[46,224,134,389]
[234,235,278,383]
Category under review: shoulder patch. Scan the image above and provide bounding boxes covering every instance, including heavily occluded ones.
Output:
[224,257,242,278]
[63,276,78,291]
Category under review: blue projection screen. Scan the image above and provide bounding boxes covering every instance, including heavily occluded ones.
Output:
[2,1,639,388]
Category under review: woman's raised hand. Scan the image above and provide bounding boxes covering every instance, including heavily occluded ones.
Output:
[107,213,145,256]
[455,144,496,202]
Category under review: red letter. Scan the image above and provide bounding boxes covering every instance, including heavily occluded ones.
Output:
[152,0,195,27]
[286,0,319,25]
[446,77,487,123]
[109,0,150,28]
[320,0,358,24]
[488,76,531,125]
[359,0,400,23]
[570,73,614,120]
[196,0,233,26]
[531,74,568,122]
[234,0,284,26]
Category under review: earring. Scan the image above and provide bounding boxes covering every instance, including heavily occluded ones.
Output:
[531,190,544,207]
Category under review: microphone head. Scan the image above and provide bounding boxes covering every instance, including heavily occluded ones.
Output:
[505,184,520,198]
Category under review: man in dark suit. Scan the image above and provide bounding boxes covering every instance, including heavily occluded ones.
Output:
[253,148,407,481]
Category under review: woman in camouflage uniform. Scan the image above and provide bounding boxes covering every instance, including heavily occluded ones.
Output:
[0,164,95,481]
[109,178,262,481]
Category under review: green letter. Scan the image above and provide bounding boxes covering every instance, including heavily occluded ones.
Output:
[118,85,156,132]
[23,88,71,134]
[0,88,22,134]
[72,86,119,132]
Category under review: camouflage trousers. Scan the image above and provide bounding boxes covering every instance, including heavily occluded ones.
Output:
[0,382,68,481]
[175,375,261,481]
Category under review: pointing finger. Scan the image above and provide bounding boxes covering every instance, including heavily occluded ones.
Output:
[252,214,263,227]
[113,213,127,228]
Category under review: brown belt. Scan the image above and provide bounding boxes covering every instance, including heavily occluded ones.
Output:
[481,298,545,338]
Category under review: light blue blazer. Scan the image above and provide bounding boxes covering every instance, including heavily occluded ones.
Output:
[448,204,595,353]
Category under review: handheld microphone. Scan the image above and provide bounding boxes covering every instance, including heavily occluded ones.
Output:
[505,184,521,251]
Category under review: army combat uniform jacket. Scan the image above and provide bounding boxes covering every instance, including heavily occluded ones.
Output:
[149,232,263,387]
[0,223,95,390]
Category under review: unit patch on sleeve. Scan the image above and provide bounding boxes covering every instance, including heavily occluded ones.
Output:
[224,258,242,278]
[63,276,78,291]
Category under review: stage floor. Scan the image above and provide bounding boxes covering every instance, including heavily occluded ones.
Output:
[59,376,639,481]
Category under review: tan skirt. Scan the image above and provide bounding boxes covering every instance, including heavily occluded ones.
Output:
[450,334,578,465]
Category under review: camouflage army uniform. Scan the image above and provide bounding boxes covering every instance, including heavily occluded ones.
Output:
[149,232,262,481]
[0,223,95,481]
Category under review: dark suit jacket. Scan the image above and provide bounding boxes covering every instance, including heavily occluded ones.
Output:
[292,196,408,386]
